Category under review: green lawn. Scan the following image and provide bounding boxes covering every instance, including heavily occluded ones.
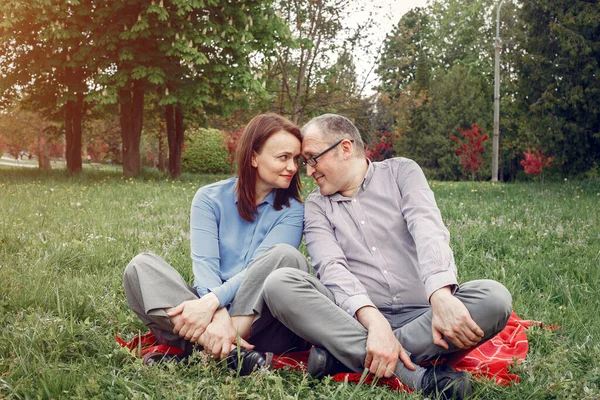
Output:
[1,167,599,399]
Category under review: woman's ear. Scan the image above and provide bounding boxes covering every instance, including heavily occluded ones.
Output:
[251,152,258,168]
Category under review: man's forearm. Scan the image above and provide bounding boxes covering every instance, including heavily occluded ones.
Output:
[356,305,390,331]
[429,285,453,305]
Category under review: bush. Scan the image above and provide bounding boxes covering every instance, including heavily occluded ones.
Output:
[181,128,231,174]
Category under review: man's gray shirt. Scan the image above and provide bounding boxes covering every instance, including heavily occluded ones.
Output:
[304,157,458,318]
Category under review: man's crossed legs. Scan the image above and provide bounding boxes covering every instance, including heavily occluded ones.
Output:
[262,264,511,399]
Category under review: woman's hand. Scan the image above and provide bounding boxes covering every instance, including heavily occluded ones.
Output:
[166,292,220,342]
[201,308,254,359]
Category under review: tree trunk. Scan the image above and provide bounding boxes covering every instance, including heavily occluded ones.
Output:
[157,131,165,171]
[120,80,144,177]
[65,95,83,174]
[64,65,83,174]
[37,130,51,170]
[65,100,72,167]
[72,93,83,171]
[166,101,184,180]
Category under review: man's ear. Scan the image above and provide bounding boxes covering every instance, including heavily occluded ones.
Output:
[342,139,354,160]
[251,152,258,168]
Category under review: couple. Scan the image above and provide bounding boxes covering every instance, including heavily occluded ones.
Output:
[124,113,512,399]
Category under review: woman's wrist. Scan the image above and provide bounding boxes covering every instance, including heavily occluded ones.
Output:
[199,292,221,312]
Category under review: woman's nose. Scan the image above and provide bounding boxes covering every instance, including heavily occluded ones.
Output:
[287,158,297,173]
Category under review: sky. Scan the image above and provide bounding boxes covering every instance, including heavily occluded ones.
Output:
[347,0,429,94]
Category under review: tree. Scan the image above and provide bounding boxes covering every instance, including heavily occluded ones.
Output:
[393,64,492,180]
[376,8,431,99]
[450,123,489,180]
[0,107,58,169]
[2,1,286,178]
[365,131,399,162]
[258,0,371,125]
[0,1,101,174]
[375,0,528,180]
[514,0,600,176]
[94,0,285,178]
[520,149,552,181]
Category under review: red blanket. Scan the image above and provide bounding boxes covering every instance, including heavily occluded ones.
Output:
[116,311,543,392]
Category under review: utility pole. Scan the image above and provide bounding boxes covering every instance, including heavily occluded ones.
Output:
[492,0,506,182]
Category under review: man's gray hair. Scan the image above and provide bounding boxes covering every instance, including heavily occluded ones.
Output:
[302,114,365,156]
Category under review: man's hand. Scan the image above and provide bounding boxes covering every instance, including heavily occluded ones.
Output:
[356,306,415,378]
[166,292,220,342]
[430,286,484,350]
[201,308,254,360]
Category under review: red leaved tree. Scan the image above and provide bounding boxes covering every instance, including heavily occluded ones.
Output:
[224,129,243,169]
[450,123,489,180]
[520,150,552,182]
[365,131,399,161]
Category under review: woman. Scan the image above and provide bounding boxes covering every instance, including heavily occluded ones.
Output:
[123,114,312,372]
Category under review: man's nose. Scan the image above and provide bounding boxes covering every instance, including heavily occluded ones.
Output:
[306,164,315,176]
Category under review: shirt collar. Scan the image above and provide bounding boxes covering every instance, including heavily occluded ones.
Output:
[233,185,276,207]
[261,190,276,206]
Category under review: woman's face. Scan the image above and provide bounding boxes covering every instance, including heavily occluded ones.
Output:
[252,130,301,194]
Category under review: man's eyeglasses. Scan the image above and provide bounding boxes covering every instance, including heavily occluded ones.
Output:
[302,139,354,167]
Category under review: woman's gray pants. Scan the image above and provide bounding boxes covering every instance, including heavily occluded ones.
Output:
[123,243,311,355]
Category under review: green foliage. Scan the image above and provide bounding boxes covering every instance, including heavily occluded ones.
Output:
[513,0,600,176]
[1,169,599,399]
[181,128,230,174]
[376,8,431,97]
[396,65,492,181]
[257,0,370,125]
[376,1,497,181]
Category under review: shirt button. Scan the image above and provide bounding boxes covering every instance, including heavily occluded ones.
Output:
[372,246,377,251]
[353,199,357,202]
[383,270,388,274]
[393,296,398,301]
[360,220,365,225]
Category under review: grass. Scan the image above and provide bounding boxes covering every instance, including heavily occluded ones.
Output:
[0,166,599,399]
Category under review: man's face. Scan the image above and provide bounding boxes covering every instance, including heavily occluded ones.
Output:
[301,127,347,196]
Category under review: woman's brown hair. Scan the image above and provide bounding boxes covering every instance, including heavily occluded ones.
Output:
[235,113,302,222]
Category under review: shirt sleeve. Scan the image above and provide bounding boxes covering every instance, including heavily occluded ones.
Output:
[304,193,375,317]
[190,188,224,301]
[210,201,305,307]
[394,159,458,300]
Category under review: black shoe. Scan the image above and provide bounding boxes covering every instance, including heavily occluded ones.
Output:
[226,349,270,376]
[142,351,188,366]
[421,364,472,399]
[307,346,349,379]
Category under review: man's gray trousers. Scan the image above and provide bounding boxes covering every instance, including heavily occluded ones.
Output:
[261,255,512,376]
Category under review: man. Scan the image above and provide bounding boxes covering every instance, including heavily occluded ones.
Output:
[261,114,512,399]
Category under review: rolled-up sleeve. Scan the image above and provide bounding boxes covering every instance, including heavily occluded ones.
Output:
[304,193,375,316]
[395,160,458,300]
